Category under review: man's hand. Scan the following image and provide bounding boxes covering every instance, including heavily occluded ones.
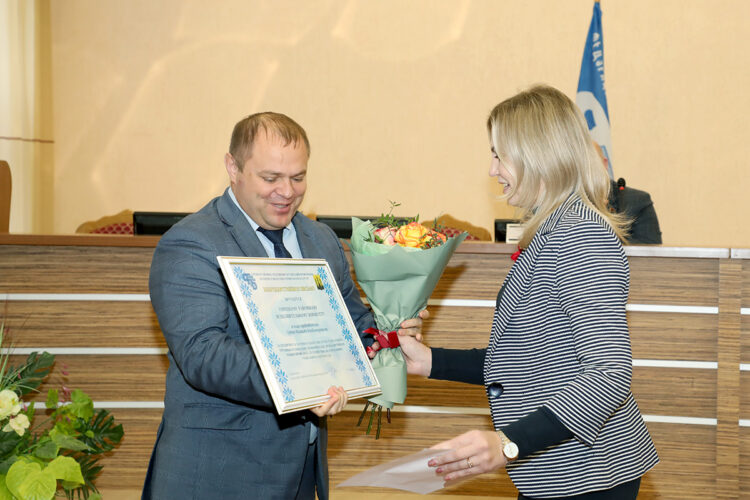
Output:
[311,386,348,417]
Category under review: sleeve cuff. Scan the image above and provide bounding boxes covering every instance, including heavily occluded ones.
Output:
[429,348,485,385]
[501,406,573,459]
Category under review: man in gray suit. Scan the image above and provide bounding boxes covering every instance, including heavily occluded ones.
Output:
[142,112,424,499]
[594,143,662,244]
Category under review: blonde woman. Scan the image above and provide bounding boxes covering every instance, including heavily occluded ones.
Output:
[400,85,658,499]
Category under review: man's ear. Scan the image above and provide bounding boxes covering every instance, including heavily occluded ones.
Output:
[225,153,238,183]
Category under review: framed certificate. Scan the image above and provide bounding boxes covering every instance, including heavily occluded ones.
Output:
[217,256,381,414]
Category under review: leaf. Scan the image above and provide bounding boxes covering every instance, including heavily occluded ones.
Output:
[63,455,102,500]
[53,418,76,436]
[76,410,123,454]
[49,429,90,452]
[6,460,56,500]
[0,474,13,500]
[33,438,59,460]
[0,427,23,459]
[45,389,59,410]
[18,473,57,500]
[0,321,12,386]
[67,390,93,421]
[0,455,17,476]
[44,456,83,485]
[10,352,55,397]
[373,200,414,229]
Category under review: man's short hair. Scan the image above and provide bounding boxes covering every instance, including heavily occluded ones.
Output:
[229,112,310,170]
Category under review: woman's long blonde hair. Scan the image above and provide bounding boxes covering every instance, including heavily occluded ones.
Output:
[487,84,629,248]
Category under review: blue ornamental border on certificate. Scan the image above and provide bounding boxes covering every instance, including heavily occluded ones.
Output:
[316,266,372,387]
[231,264,372,403]
[232,265,295,402]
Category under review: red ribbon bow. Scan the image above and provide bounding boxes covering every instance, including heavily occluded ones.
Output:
[364,327,400,356]
[510,245,523,262]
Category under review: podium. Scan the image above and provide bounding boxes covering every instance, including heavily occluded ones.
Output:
[0,234,747,498]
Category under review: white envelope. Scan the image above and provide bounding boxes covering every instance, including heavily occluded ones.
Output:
[338,448,453,494]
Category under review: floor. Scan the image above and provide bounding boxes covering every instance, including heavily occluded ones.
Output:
[99,489,516,499]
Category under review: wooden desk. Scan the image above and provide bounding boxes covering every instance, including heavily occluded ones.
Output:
[1,234,748,498]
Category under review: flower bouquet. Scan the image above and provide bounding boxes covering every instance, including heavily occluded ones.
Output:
[348,203,466,437]
[0,320,124,500]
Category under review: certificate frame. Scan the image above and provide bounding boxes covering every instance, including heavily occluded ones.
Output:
[218,256,381,414]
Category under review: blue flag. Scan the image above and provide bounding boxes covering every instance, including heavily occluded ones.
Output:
[576,1,614,179]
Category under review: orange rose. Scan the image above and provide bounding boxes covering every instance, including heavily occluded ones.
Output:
[395,222,430,248]
[415,230,447,249]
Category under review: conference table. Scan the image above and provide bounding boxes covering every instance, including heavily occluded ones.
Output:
[0,234,747,499]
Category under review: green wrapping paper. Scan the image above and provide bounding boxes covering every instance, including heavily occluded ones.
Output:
[348,217,467,415]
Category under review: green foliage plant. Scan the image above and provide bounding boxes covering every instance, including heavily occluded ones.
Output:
[0,320,124,500]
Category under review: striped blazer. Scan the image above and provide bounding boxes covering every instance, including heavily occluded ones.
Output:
[485,195,659,498]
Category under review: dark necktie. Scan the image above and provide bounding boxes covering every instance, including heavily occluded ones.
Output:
[257,227,292,258]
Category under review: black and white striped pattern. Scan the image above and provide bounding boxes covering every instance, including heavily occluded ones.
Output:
[484,195,659,498]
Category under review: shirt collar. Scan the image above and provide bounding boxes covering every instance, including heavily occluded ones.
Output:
[227,186,294,234]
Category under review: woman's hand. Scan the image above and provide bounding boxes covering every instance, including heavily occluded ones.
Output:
[428,430,507,484]
[366,309,428,355]
[366,309,432,377]
[398,308,429,342]
[310,386,348,417]
[398,333,432,377]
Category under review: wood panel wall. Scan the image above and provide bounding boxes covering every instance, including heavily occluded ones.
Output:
[739,250,750,498]
[1,235,748,499]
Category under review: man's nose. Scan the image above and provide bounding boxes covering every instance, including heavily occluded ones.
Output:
[276,178,294,198]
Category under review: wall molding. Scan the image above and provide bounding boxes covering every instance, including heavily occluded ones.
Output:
[2,293,722,315]
[34,401,733,427]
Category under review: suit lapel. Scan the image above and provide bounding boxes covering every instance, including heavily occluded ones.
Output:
[490,236,545,349]
[216,188,267,257]
[490,195,581,349]
[294,214,323,259]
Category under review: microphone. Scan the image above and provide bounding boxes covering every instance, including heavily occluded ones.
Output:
[613,178,626,214]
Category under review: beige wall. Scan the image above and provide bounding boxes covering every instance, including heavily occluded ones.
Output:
[39,0,750,246]
[1,0,54,234]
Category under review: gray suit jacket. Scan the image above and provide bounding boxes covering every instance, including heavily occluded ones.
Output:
[142,189,374,499]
